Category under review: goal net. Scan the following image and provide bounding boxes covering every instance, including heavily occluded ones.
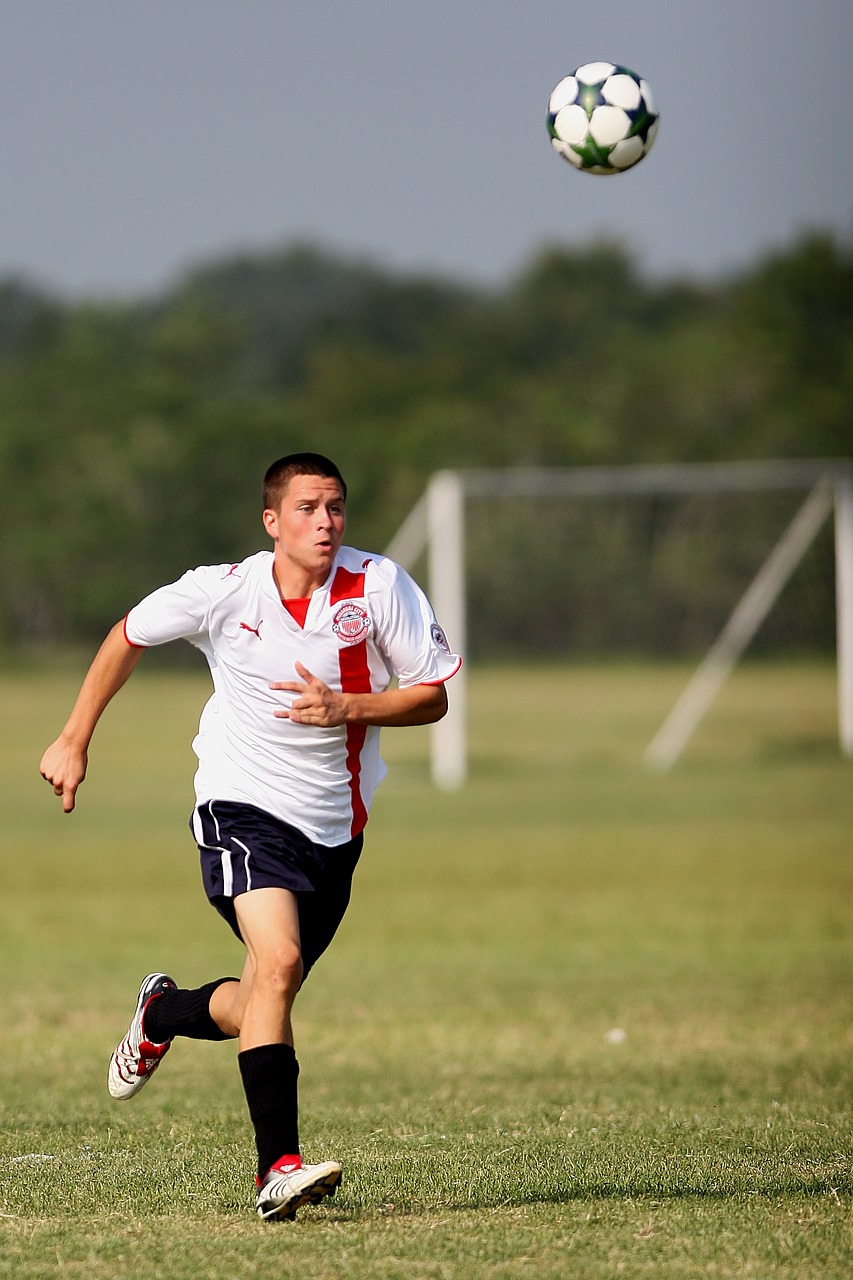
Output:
[385,460,853,786]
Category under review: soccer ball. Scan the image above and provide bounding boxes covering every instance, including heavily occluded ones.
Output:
[547,62,659,175]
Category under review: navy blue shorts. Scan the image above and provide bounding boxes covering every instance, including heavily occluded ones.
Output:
[190,800,363,978]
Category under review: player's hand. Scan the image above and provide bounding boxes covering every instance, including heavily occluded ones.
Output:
[39,737,88,813]
[270,662,347,727]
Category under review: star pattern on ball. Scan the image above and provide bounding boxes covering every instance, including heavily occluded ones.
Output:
[548,63,659,175]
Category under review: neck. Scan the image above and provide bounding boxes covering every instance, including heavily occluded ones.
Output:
[272,555,333,601]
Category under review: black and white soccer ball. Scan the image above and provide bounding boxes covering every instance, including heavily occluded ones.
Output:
[547,62,659,175]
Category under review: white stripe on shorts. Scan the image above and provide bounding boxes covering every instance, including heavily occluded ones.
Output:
[193,801,235,896]
[232,837,252,893]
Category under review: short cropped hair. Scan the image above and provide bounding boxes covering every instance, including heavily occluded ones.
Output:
[263,453,347,511]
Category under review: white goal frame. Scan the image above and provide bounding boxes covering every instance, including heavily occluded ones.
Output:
[385,459,853,788]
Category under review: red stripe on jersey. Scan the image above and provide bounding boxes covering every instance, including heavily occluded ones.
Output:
[338,641,371,837]
[330,567,366,603]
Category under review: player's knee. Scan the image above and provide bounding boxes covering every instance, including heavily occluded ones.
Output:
[254,945,304,1002]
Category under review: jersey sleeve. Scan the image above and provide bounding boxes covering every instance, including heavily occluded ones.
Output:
[124,566,221,648]
[373,561,462,688]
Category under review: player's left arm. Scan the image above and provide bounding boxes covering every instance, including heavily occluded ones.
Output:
[271,662,448,727]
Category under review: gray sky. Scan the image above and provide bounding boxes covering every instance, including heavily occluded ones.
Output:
[0,0,851,297]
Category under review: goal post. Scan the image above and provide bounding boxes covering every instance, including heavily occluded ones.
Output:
[384,459,853,787]
[426,472,468,790]
[383,471,468,789]
[836,464,853,755]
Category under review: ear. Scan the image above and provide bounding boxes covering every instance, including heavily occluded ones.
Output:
[262,508,279,542]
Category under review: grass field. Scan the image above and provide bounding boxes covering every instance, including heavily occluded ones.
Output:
[1,661,851,1278]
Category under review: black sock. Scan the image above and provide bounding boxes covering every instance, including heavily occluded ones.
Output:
[238,1043,300,1180]
[143,977,238,1043]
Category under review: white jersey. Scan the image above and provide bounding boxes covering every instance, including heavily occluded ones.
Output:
[124,547,461,846]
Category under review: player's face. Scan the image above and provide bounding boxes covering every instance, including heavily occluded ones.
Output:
[263,474,347,592]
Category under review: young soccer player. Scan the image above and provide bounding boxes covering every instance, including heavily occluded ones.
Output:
[39,452,461,1221]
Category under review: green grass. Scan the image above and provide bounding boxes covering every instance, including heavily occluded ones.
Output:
[1,661,851,1278]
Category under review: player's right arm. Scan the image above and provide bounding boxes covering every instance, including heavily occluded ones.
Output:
[39,620,144,813]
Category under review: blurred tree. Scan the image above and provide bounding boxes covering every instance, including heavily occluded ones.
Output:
[0,232,848,653]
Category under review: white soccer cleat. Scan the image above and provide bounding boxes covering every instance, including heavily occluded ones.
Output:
[107,972,177,1100]
[256,1160,343,1221]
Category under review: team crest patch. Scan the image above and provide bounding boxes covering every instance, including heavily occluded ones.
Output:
[332,601,371,645]
[431,623,451,653]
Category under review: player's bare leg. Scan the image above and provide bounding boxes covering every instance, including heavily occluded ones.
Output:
[234,887,303,1049]
[233,887,341,1220]
[207,958,250,1039]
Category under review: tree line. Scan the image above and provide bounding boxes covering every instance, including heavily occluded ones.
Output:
[0,231,850,655]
